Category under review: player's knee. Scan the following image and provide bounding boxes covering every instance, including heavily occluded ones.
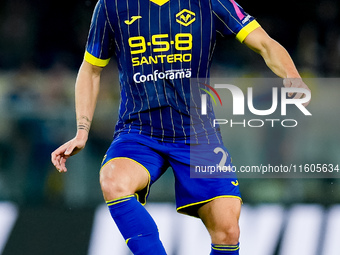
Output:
[212,224,240,245]
[100,167,133,200]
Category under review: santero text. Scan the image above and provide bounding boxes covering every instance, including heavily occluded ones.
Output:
[132,53,191,67]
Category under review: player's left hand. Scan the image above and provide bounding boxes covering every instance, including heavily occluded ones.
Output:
[283,78,311,107]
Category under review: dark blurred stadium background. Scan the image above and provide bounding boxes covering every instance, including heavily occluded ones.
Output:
[0,0,339,254]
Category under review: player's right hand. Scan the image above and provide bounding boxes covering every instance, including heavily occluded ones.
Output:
[51,136,87,173]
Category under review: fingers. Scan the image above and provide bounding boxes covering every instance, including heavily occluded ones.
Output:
[65,143,76,156]
[53,154,68,173]
[51,137,86,173]
[283,78,293,96]
[293,92,304,100]
[283,78,309,90]
[51,153,66,173]
[51,141,73,173]
[283,78,311,106]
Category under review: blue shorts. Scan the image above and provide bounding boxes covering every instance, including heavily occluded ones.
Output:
[101,133,241,217]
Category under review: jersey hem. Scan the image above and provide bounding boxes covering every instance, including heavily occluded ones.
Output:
[236,20,261,43]
[176,195,243,217]
[84,51,111,67]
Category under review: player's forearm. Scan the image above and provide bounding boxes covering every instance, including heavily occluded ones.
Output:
[75,60,102,140]
[259,39,300,79]
[243,28,301,79]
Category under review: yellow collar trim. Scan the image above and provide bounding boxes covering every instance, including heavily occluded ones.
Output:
[150,0,170,6]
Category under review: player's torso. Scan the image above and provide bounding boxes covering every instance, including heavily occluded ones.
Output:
[105,0,220,143]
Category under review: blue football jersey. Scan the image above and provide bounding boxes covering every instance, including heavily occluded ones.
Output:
[85,0,260,144]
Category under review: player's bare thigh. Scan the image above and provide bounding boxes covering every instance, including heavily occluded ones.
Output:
[100,158,150,201]
[198,197,242,245]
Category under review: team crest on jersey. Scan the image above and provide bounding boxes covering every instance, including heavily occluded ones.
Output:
[176,9,196,26]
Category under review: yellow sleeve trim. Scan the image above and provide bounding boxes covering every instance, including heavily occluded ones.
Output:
[84,51,110,67]
[236,20,261,43]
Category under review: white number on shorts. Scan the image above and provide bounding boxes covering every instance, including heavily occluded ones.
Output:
[214,147,228,168]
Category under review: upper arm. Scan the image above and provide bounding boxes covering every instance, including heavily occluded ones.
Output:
[80,59,104,78]
[242,27,276,54]
[85,0,114,68]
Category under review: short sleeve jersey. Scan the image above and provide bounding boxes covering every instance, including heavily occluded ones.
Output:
[85,0,260,144]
